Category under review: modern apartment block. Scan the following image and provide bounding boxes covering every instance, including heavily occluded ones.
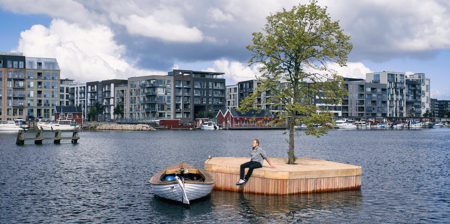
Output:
[25,57,60,120]
[366,72,406,117]
[87,79,127,121]
[60,78,86,118]
[406,73,430,116]
[436,100,450,117]
[0,52,26,121]
[430,98,438,116]
[110,69,226,123]
[342,78,366,117]
[127,75,171,121]
[226,85,238,111]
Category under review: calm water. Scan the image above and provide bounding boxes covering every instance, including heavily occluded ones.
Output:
[0,128,449,223]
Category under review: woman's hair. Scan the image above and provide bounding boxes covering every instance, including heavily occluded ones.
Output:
[253,139,259,145]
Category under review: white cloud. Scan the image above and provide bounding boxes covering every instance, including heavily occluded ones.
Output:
[207,8,234,22]
[110,13,203,43]
[15,19,165,83]
[203,59,372,84]
[0,0,105,24]
[204,59,263,84]
[431,88,450,100]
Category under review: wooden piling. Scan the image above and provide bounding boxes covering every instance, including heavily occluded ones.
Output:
[205,157,362,195]
[16,129,80,145]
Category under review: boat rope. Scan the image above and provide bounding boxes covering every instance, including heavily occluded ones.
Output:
[175,176,189,205]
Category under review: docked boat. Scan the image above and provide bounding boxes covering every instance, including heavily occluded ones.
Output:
[37,119,80,130]
[149,162,215,205]
[391,122,404,129]
[408,121,422,129]
[422,122,434,128]
[201,121,219,130]
[334,119,357,129]
[0,118,27,132]
[434,122,445,128]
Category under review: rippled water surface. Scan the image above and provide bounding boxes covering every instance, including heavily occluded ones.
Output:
[1,128,449,223]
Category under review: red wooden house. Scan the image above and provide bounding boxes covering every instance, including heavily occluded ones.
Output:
[54,106,83,126]
[216,108,274,128]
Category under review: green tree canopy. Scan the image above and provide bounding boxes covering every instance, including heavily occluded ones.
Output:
[240,0,352,164]
[114,104,124,119]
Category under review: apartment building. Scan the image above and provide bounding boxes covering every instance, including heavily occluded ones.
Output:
[60,78,86,118]
[406,73,430,116]
[0,52,26,121]
[25,57,60,120]
[366,72,406,117]
[109,69,226,123]
[226,85,238,111]
[127,75,171,121]
[436,100,450,117]
[87,79,127,121]
[342,78,366,117]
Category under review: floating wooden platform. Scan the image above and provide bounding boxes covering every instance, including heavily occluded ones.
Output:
[16,129,80,145]
[204,157,361,195]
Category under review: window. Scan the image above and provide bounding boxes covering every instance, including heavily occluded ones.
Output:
[52,82,58,89]
[13,61,18,68]
[52,91,58,98]
[44,109,50,118]
[44,91,50,98]
[27,99,34,106]
[7,61,12,68]
[27,81,34,88]
[19,61,24,68]
[44,73,50,80]
[44,82,50,89]
[27,72,34,79]
[7,71,12,78]
[52,73,58,80]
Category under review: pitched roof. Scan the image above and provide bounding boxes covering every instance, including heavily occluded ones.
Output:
[229,108,273,118]
[55,106,83,113]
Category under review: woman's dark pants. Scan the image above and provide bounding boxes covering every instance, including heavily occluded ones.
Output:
[240,161,262,180]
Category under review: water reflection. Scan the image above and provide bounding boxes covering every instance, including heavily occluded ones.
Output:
[211,190,362,223]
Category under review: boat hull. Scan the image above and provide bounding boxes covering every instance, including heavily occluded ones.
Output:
[151,182,214,204]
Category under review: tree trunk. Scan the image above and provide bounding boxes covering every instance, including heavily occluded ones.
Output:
[288,114,295,164]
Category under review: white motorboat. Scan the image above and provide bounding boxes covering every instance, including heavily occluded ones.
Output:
[434,122,445,128]
[408,121,422,129]
[391,122,404,129]
[422,122,434,128]
[0,118,27,132]
[334,120,357,129]
[38,119,80,131]
[201,121,218,130]
[149,162,215,205]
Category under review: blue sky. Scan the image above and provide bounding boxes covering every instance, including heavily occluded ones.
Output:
[0,0,449,99]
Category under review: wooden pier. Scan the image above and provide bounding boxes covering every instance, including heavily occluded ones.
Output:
[205,157,361,195]
[16,128,80,145]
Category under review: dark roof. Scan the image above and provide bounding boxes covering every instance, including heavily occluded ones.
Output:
[229,108,273,118]
[55,106,83,113]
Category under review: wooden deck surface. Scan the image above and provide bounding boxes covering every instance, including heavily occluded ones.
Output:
[204,157,361,195]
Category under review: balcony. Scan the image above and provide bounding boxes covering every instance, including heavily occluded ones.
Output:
[145,92,157,96]
[145,108,156,112]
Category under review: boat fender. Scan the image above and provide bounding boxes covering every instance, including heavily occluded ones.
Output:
[165,175,175,181]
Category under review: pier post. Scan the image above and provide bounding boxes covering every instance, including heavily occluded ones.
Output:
[35,130,43,144]
[16,130,25,145]
[71,131,78,144]
[54,131,61,144]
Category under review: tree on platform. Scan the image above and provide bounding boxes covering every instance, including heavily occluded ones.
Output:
[239,0,352,164]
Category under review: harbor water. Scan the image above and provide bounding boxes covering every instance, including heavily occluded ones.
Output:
[0,128,449,223]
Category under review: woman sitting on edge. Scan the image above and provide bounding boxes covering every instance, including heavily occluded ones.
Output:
[236,139,276,185]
